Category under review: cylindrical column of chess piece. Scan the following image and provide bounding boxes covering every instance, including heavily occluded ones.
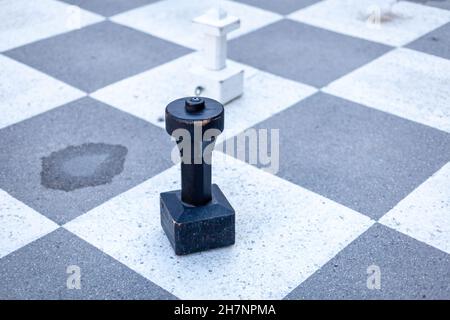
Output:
[165,97,224,205]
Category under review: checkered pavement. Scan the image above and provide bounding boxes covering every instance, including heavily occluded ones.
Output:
[0,0,449,299]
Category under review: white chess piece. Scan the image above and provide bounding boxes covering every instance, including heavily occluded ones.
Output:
[374,0,397,16]
[190,7,244,105]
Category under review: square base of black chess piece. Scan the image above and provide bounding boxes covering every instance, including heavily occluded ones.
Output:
[160,184,235,255]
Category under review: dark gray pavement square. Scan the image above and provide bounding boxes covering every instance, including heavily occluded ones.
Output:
[223,93,450,219]
[4,21,191,92]
[232,0,322,15]
[407,22,450,60]
[286,224,450,299]
[407,0,450,10]
[0,228,176,299]
[60,0,162,17]
[229,19,391,87]
[0,97,174,225]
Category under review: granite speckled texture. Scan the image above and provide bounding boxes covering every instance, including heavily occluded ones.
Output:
[5,21,191,92]
[0,228,176,299]
[289,0,450,46]
[324,48,450,133]
[286,223,450,300]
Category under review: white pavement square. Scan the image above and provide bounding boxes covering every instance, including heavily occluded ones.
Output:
[323,48,450,133]
[380,162,450,255]
[0,189,59,259]
[0,0,104,52]
[65,153,374,299]
[289,0,450,47]
[111,0,282,49]
[0,55,85,130]
[91,53,317,140]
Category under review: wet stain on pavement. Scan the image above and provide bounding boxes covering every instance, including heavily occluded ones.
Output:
[41,143,128,192]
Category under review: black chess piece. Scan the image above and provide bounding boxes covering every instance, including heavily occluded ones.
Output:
[160,97,235,255]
